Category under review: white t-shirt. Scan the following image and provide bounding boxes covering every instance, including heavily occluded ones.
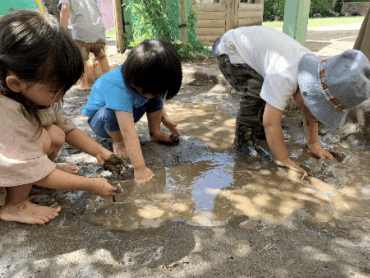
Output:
[58,0,106,44]
[215,26,312,111]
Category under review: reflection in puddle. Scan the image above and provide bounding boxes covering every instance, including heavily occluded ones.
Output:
[85,101,370,235]
[86,151,370,234]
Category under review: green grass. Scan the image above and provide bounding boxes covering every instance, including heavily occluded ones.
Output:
[263,16,364,29]
[105,28,116,37]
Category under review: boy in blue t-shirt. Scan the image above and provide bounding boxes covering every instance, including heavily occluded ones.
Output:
[83,38,182,183]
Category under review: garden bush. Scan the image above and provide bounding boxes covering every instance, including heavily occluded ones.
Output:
[309,0,332,17]
[263,0,285,21]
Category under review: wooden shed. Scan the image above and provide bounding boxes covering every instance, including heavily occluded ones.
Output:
[195,0,264,44]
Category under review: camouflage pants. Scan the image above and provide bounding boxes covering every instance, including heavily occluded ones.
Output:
[215,54,265,128]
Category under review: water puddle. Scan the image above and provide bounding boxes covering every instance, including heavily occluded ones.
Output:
[85,101,370,235]
[86,151,370,234]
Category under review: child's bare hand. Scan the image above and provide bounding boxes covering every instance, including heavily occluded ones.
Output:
[95,148,114,165]
[90,178,118,197]
[96,150,128,175]
[134,167,154,184]
[275,158,308,177]
[307,143,334,160]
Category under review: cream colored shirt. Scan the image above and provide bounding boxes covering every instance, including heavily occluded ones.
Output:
[0,94,76,187]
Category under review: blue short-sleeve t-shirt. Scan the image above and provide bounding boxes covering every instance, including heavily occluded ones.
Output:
[82,65,160,116]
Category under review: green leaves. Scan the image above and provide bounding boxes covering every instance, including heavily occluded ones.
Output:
[124,0,210,61]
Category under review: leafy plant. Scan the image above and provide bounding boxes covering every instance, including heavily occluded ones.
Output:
[263,0,286,21]
[310,0,332,17]
[123,0,210,61]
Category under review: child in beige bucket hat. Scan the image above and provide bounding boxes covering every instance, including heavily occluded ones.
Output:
[213,26,370,175]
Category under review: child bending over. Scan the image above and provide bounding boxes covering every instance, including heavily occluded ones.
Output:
[213,26,370,174]
[83,38,182,183]
[0,10,119,225]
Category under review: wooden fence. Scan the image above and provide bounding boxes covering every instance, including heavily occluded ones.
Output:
[196,0,264,43]
[342,2,370,16]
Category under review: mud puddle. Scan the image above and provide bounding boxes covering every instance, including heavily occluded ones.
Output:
[86,150,370,234]
[84,100,370,237]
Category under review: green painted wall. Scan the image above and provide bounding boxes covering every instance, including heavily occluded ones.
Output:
[0,0,41,15]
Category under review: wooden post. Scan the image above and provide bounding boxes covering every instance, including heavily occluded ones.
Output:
[232,0,238,29]
[112,0,125,53]
[179,0,187,43]
[282,0,310,46]
[225,0,232,31]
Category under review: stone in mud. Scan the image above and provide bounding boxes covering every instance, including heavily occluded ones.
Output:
[103,154,129,175]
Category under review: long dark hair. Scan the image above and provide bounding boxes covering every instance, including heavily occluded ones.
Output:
[122,38,182,100]
[0,10,83,130]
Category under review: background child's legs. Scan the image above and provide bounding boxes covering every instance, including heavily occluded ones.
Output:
[75,40,91,91]
[97,57,110,74]
[92,43,110,74]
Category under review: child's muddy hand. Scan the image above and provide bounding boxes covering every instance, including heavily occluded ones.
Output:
[307,143,334,160]
[170,132,180,142]
[102,154,129,176]
[134,167,154,184]
[90,178,118,197]
[275,158,308,179]
[329,150,348,163]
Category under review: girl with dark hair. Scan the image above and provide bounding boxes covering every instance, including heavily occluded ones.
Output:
[0,10,119,225]
[83,38,183,183]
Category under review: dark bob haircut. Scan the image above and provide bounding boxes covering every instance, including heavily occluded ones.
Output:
[0,10,84,129]
[122,38,182,100]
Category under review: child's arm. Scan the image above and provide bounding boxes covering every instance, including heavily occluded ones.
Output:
[294,91,334,160]
[263,103,306,172]
[161,110,180,136]
[115,111,154,182]
[64,127,114,165]
[37,168,117,196]
[59,3,70,30]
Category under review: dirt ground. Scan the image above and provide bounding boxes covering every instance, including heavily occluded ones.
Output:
[2,23,370,278]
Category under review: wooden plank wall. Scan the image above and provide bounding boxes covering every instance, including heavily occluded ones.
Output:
[196,0,264,44]
[196,3,227,43]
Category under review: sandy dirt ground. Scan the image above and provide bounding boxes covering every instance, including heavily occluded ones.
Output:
[1,23,370,278]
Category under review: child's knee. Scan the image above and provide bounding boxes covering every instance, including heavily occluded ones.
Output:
[40,128,52,154]
[45,124,66,150]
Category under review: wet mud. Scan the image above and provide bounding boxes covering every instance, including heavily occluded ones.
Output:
[85,99,370,240]
[2,24,370,277]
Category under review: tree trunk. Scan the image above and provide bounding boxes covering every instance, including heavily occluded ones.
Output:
[331,0,338,11]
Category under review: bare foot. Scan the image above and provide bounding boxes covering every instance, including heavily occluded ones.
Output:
[0,201,61,225]
[112,141,129,158]
[76,86,91,91]
[56,163,80,175]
